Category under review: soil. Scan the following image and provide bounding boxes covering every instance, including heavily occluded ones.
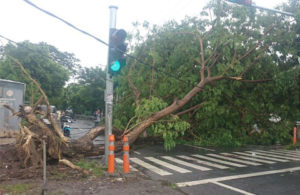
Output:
[0,140,183,195]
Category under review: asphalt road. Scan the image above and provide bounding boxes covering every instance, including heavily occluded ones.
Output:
[127,144,300,195]
[66,118,105,144]
[68,119,300,194]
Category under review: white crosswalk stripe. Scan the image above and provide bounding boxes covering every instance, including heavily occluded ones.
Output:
[145,157,191,173]
[177,155,229,169]
[272,149,300,155]
[254,150,300,160]
[192,154,246,167]
[255,150,297,156]
[127,149,296,176]
[247,151,300,161]
[233,152,288,162]
[273,150,300,154]
[162,156,211,171]
[130,157,172,176]
[221,153,275,164]
[208,153,261,166]
[115,158,138,171]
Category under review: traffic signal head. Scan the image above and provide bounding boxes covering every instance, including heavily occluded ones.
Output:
[109,29,127,76]
[226,0,252,6]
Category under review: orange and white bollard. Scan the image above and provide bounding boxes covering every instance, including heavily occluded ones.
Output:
[123,135,130,173]
[108,134,115,173]
[293,127,297,146]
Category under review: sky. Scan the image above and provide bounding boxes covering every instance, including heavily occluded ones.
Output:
[0,0,288,69]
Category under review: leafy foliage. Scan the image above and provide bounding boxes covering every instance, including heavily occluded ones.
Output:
[113,0,300,149]
[135,97,190,150]
[0,41,74,105]
[62,66,105,114]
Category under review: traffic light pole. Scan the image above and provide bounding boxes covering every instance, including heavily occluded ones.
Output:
[225,0,294,17]
[105,5,118,164]
[251,4,294,17]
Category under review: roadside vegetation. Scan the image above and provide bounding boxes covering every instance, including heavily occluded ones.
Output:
[0,183,33,194]
[75,159,106,177]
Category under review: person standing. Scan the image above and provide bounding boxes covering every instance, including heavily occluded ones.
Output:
[94,108,101,126]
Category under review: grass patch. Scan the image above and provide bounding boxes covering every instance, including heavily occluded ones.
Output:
[0,183,33,194]
[75,159,106,177]
[169,183,178,189]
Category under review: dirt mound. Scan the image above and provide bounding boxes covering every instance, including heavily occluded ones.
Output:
[0,144,46,181]
[1,144,24,180]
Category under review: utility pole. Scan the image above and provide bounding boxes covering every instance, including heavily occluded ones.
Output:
[251,4,294,17]
[225,0,294,17]
[105,5,118,164]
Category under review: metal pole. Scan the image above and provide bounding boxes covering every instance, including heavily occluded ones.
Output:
[252,5,294,17]
[105,5,118,164]
[224,1,294,17]
[43,140,46,185]
[42,136,47,194]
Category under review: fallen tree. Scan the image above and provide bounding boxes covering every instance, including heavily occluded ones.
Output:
[2,0,299,172]
[3,56,93,173]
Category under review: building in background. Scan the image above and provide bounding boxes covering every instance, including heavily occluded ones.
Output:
[0,79,25,131]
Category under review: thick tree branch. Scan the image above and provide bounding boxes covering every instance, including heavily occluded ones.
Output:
[237,25,275,62]
[195,33,206,81]
[240,43,271,77]
[225,77,273,83]
[204,42,219,65]
[127,60,141,106]
[150,42,156,99]
[8,55,67,142]
[175,102,207,116]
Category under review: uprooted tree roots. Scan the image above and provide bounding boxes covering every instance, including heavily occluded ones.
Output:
[3,56,93,174]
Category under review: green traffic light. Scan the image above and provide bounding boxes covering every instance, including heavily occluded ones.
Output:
[110,60,121,72]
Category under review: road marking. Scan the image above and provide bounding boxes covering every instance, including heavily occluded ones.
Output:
[275,149,300,152]
[208,153,261,166]
[211,181,255,195]
[272,149,300,155]
[177,155,229,169]
[183,144,215,151]
[176,166,300,187]
[145,157,191,173]
[255,150,299,156]
[162,156,211,171]
[130,157,172,176]
[115,158,138,171]
[254,150,300,160]
[233,152,288,162]
[192,154,246,167]
[221,153,275,164]
[134,151,141,155]
[248,151,299,161]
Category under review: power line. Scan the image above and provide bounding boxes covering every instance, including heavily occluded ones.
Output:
[0,34,18,46]
[23,0,108,47]
[23,0,200,88]
[0,34,107,70]
[0,34,78,69]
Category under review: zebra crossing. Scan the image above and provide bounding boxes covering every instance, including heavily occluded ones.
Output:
[126,149,300,176]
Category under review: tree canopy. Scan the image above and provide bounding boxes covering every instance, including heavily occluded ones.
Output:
[62,66,106,114]
[113,0,300,148]
[0,41,77,105]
